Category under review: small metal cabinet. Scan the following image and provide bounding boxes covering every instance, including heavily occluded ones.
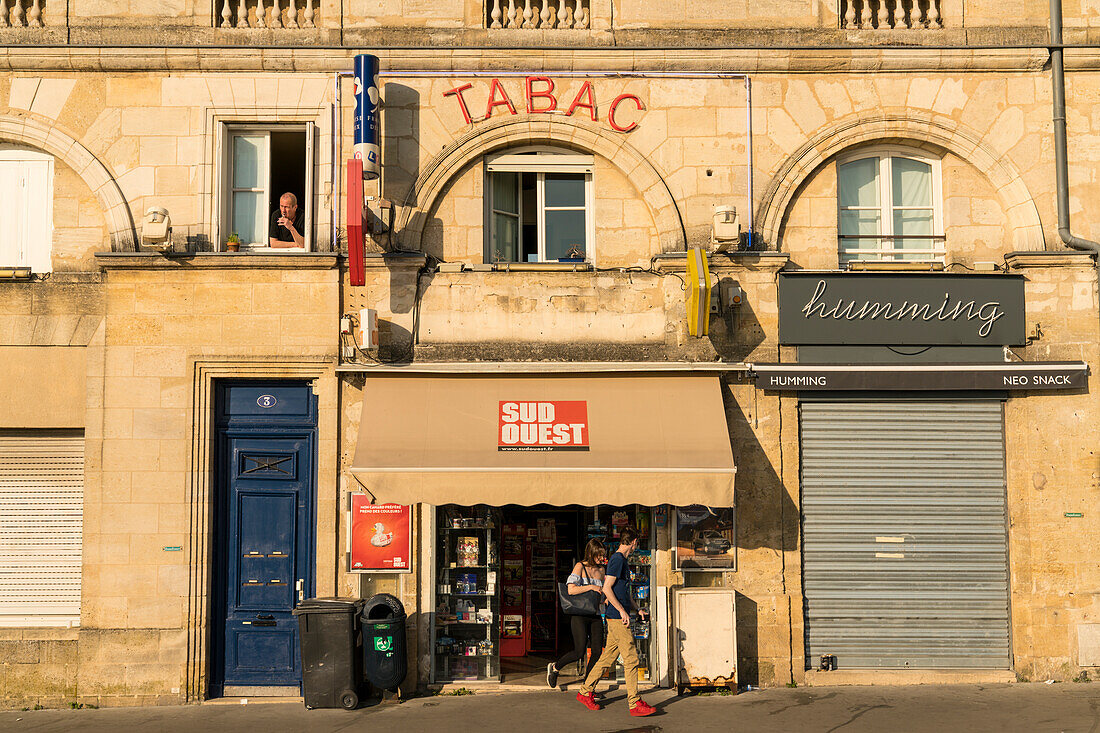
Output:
[672,588,737,693]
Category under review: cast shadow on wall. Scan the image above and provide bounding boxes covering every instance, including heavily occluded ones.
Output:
[383,82,420,210]
[722,378,798,685]
[706,275,769,364]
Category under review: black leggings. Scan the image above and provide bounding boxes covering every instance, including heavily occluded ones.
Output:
[553,615,604,677]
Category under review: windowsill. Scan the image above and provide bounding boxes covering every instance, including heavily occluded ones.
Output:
[95,251,339,270]
[845,261,945,271]
[234,245,307,253]
[652,251,790,273]
[437,262,595,273]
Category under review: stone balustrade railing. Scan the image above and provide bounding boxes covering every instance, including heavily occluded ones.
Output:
[840,0,942,29]
[1,0,45,27]
[216,0,317,29]
[486,0,591,29]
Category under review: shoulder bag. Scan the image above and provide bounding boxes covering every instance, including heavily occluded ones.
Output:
[557,564,601,617]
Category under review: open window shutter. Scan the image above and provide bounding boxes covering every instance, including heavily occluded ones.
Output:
[305,121,315,251]
[0,162,26,266]
[22,159,53,273]
[0,433,84,626]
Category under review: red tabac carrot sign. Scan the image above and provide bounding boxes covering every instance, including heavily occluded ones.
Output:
[498,401,589,451]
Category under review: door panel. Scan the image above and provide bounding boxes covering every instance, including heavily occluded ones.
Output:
[234,490,296,609]
[213,381,316,692]
[220,437,311,686]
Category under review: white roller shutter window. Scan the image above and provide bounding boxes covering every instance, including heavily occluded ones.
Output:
[0,433,84,626]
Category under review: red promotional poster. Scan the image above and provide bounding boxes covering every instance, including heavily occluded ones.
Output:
[348,495,411,572]
[498,401,589,451]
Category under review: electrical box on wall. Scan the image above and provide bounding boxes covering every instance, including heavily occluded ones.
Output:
[721,282,743,309]
[359,309,379,351]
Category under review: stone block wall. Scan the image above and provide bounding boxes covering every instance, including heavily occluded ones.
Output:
[1004,254,1100,681]
[0,64,1093,269]
[72,256,340,703]
[0,629,79,709]
[3,72,335,255]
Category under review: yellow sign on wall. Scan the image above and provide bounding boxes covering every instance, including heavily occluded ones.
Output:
[686,247,711,337]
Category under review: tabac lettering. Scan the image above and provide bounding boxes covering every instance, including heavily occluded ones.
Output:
[443,79,644,132]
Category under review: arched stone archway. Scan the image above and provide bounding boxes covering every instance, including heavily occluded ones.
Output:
[757,113,1044,252]
[397,115,686,253]
[0,113,137,251]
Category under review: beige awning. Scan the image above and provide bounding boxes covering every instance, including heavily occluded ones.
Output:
[349,373,735,507]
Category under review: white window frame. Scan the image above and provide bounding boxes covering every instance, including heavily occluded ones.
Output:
[484,148,595,264]
[218,123,314,252]
[837,146,944,266]
[0,146,54,273]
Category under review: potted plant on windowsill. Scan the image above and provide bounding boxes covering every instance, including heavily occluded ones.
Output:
[225,233,241,252]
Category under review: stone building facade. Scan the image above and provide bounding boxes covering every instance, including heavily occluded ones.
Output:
[0,0,1097,708]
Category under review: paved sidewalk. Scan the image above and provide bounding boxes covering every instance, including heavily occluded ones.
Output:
[2,683,1098,732]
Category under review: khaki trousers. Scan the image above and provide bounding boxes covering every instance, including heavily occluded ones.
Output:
[579,618,640,706]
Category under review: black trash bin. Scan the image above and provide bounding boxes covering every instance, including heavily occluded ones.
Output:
[361,593,407,693]
[293,597,365,710]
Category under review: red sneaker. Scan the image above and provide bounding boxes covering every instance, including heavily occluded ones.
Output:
[629,700,657,717]
[576,691,600,711]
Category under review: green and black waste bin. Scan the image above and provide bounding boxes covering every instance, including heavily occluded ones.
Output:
[293,597,365,710]
[361,593,407,693]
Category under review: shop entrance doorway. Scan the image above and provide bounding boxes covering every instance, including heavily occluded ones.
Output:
[498,507,583,686]
[433,504,655,687]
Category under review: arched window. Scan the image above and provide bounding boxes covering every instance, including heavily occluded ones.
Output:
[837,147,943,266]
[0,145,54,273]
[485,147,594,263]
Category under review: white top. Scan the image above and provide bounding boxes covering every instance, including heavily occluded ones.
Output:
[567,566,603,587]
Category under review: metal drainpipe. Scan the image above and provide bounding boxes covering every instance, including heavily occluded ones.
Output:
[1050,0,1100,258]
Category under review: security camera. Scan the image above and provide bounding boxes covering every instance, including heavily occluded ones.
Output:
[141,207,172,251]
[711,205,741,253]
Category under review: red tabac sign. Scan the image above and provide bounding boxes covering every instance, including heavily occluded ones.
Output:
[348,496,411,572]
[498,401,589,451]
[444,77,645,132]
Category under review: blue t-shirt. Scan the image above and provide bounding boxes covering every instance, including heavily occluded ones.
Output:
[603,552,632,620]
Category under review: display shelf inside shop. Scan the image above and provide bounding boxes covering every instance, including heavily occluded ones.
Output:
[432,506,502,683]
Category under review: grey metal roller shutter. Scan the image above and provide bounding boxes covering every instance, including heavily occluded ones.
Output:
[800,401,1010,669]
[0,432,84,626]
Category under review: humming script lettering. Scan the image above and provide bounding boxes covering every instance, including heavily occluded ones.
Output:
[800,279,1005,338]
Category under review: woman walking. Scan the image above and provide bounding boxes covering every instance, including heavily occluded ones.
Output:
[547,538,607,689]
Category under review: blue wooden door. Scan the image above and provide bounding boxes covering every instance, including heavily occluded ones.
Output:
[213,382,316,691]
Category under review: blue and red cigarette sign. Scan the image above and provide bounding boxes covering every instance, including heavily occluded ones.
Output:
[353,54,381,180]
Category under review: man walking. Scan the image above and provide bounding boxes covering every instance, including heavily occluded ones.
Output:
[576,526,657,717]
